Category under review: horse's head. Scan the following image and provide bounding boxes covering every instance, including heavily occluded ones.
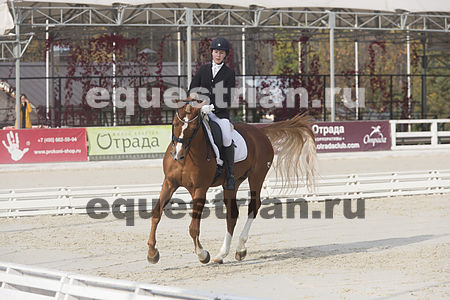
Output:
[170,96,206,161]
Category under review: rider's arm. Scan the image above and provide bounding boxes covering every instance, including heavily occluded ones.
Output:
[223,69,235,106]
[189,64,205,92]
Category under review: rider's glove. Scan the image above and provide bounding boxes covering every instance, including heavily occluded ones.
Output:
[201,104,215,115]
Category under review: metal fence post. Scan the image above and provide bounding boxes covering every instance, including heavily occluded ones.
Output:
[58,77,62,127]
[431,120,438,146]
[390,75,393,119]
[323,75,327,121]
[390,120,397,149]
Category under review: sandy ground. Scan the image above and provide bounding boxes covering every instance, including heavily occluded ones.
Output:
[1,149,449,299]
[0,194,449,299]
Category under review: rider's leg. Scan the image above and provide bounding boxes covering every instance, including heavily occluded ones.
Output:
[212,117,235,190]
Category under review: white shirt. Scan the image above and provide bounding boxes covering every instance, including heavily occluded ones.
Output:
[212,61,223,78]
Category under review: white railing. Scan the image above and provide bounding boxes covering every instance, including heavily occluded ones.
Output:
[1,170,449,218]
[390,119,450,149]
[0,261,254,300]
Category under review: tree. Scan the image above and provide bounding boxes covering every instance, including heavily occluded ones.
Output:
[271,33,298,75]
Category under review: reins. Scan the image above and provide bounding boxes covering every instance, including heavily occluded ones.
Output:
[175,111,199,124]
[171,111,202,159]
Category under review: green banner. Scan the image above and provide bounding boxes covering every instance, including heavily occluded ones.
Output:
[87,125,171,156]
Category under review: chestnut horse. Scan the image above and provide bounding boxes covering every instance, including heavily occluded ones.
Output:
[147,99,317,264]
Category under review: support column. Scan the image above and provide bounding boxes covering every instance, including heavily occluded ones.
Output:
[329,12,336,122]
[242,25,246,122]
[298,39,302,74]
[14,9,21,129]
[112,39,117,126]
[186,8,193,87]
[177,31,182,94]
[355,37,359,120]
[45,19,50,121]
[421,35,427,118]
[406,28,411,118]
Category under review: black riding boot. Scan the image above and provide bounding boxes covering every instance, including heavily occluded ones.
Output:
[223,144,236,190]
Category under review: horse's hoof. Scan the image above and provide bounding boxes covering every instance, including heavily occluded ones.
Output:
[212,258,224,264]
[147,249,160,264]
[199,251,210,264]
[235,249,247,261]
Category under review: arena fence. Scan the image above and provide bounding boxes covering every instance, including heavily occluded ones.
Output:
[0,261,253,300]
[391,119,450,149]
[1,170,449,218]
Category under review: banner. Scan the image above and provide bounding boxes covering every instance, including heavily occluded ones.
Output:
[313,121,391,152]
[0,128,87,164]
[86,125,171,156]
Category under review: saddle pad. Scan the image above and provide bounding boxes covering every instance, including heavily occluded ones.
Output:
[202,118,248,165]
[231,128,248,163]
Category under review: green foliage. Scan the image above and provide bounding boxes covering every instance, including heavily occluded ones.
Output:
[271,33,298,75]
[426,66,450,118]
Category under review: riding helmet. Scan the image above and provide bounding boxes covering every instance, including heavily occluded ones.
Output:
[210,37,230,55]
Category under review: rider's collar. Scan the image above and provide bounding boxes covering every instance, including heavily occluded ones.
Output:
[212,61,224,68]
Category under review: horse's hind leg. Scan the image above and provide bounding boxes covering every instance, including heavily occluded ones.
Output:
[189,188,210,264]
[147,178,178,264]
[212,189,239,264]
[235,174,263,261]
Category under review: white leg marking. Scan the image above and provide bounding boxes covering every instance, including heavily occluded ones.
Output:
[214,232,232,261]
[175,117,189,159]
[236,217,254,252]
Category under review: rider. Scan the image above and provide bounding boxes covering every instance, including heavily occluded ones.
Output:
[189,37,236,190]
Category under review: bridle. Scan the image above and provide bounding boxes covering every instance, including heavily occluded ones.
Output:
[170,103,203,160]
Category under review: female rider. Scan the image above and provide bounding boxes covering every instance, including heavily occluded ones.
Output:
[189,37,236,190]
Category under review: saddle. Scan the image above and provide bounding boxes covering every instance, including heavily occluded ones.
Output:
[202,118,248,166]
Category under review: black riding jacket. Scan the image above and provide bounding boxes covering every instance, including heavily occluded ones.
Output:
[189,63,235,119]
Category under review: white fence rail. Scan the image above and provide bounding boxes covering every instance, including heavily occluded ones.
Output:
[390,119,450,149]
[1,170,449,218]
[0,261,254,300]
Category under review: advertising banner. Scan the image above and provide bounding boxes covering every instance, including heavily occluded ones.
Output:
[313,121,391,152]
[0,128,88,164]
[86,125,171,157]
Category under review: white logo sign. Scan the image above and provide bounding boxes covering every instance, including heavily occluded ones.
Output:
[2,131,29,161]
[363,125,387,146]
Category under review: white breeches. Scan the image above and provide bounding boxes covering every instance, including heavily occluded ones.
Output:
[208,113,233,147]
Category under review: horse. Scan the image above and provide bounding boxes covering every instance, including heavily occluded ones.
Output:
[147,98,317,264]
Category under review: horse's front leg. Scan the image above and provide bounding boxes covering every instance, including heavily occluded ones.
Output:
[189,188,210,264]
[147,178,178,264]
[212,189,239,264]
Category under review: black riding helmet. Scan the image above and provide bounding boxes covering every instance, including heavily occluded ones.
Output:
[210,37,230,56]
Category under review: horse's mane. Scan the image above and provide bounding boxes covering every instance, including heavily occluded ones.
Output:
[262,113,317,193]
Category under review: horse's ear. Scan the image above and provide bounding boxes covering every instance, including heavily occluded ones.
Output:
[189,93,200,101]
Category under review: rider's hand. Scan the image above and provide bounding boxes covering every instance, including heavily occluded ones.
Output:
[201,104,215,115]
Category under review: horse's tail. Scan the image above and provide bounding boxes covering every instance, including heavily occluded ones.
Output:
[262,113,317,192]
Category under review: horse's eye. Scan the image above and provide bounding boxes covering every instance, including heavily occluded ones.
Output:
[190,100,202,107]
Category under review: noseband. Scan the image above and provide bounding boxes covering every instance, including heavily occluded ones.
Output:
[171,111,202,160]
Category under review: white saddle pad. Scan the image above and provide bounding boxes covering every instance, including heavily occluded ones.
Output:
[202,119,248,166]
